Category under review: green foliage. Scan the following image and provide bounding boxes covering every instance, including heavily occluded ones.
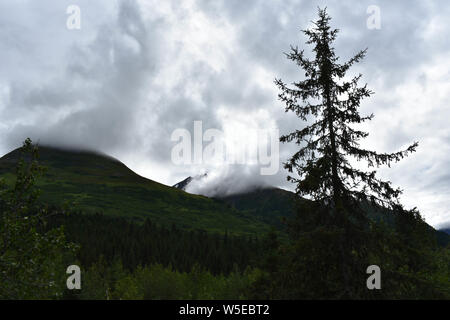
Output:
[249,222,450,299]
[0,138,77,299]
[74,259,258,300]
[220,188,296,228]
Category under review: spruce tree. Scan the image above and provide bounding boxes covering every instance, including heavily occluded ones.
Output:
[276,8,418,297]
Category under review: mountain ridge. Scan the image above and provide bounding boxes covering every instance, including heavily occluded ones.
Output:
[174,176,450,246]
[1,144,449,245]
[0,145,270,236]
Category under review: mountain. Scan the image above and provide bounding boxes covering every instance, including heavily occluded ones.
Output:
[174,176,450,247]
[173,175,295,225]
[0,146,270,236]
[172,173,207,190]
[172,176,193,190]
[440,228,450,235]
[219,188,296,228]
[2,144,448,245]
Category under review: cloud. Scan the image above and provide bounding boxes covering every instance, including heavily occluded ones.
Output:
[0,0,450,227]
[2,0,159,151]
[185,165,272,197]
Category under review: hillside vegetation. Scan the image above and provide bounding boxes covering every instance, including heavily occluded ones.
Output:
[0,146,270,236]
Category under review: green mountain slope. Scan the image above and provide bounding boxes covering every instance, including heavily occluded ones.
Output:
[0,146,270,236]
[174,177,450,246]
[175,178,396,229]
[219,188,296,228]
[221,188,450,247]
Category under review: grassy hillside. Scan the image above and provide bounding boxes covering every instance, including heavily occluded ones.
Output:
[219,187,296,228]
[0,146,270,236]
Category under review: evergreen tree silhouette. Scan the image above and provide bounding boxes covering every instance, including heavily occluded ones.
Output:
[276,8,418,297]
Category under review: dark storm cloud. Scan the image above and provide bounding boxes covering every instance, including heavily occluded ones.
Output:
[0,0,449,226]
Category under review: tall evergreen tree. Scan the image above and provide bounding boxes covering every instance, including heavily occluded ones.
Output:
[276,8,418,297]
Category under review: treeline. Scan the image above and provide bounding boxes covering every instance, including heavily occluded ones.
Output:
[46,211,263,275]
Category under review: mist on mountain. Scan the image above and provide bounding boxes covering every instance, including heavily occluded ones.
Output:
[182,165,274,197]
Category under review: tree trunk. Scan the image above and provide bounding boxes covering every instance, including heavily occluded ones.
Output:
[324,60,351,297]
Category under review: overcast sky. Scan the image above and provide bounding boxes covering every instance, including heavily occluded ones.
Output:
[1,0,449,228]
